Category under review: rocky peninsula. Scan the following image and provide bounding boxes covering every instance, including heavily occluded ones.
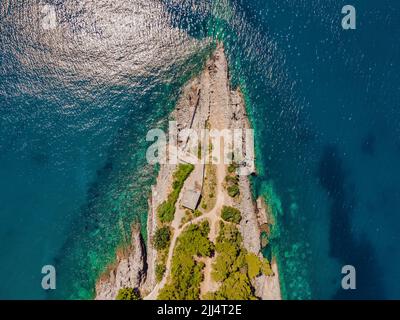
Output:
[95,44,281,300]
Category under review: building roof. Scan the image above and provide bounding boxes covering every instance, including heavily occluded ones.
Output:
[181,189,202,211]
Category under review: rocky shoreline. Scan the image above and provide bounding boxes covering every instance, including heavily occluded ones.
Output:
[95,225,146,300]
[95,44,281,300]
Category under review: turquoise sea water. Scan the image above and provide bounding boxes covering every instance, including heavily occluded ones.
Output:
[1,0,399,299]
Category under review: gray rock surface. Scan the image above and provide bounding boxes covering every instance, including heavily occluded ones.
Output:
[95,226,146,300]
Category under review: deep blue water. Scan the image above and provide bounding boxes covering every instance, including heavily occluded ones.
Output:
[0,0,399,299]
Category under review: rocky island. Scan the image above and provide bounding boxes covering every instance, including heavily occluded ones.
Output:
[95,44,281,300]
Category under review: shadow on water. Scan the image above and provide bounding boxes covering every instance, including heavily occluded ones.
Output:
[318,145,385,299]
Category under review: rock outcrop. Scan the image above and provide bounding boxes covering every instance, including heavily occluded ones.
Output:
[95,225,146,300]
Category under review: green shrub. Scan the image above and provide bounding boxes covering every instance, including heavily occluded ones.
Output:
[212,250,234,282]
[225,175,239,184]
[206,222,257,300]
[246,253,262,279]
[221,206,242,224]
[116,288,141,300]
[212,222,244,282]
[173,163,195,183]
[228,162,238,174]
[201,163,217,212]
[225,174,240,198]
[215,221,243,248]
[158,164,194,223]
[213,272,256,300]
[154,227,171,250]
[197,143,202,159]
[156,264,166,282]
[158,200,175,223]
[261,259,274,277]
[202,292,215,300]
[227,185,240,197]
[172,180,180,190]
[194,209,202,217]
[158,221,213,300]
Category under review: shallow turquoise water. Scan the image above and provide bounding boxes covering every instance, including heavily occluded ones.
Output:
[1,0,399,299]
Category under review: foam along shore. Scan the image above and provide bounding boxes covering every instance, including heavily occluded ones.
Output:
[95,44,281,300]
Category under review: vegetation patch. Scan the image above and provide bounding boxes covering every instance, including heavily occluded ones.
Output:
[201,162,217,212]
[197,142,202,159]
[205,221,272,300]
[246,252,273,278]
[227,162,238,174]
[155,244,168,283]
[116,288,141,300]
[181,209,202,226]
[158,164,194,223]
[181,209,194,226]
[225,164,240,198]
[221,206,242,224]
[155,263,166,283]
[200,128,217,211]
[153,227,171,250]
[194,209,203,217]
[158,221,214,300]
